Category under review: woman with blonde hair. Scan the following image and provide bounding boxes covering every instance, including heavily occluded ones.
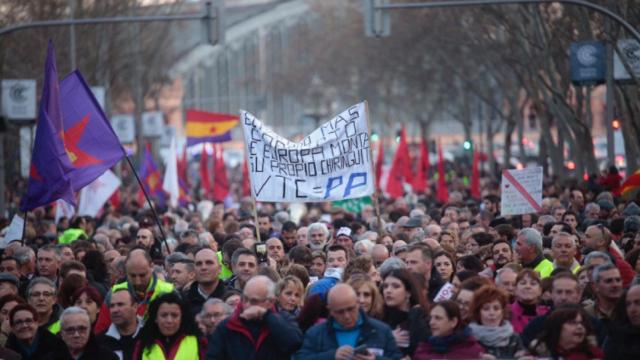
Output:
[347,274,384,319]
[275,276,304,317]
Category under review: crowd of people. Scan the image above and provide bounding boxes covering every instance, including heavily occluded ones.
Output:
[1,174,640,360]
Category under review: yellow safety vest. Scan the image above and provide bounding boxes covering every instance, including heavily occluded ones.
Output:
[141,335,198,360]
[47,320,60,334]
[111,277,174,319]
[534,258,554,279]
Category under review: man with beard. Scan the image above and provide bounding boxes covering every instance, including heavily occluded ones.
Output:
[491,240,513,270]
[307,223,330,251]
[280,221,298,252]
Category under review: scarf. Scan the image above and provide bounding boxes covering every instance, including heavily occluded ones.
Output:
[468,322,514,347]
[427,327,471,353]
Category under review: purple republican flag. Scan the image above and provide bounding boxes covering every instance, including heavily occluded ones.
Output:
[20,41,76,212]
[59,70,126,190]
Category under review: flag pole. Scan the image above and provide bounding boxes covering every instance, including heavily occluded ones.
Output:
[364,101,384,236]
[124,156,171,254]
[21,211,27,246]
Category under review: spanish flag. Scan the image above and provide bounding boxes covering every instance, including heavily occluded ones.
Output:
[619,169,640,199]
[185,109,239,146]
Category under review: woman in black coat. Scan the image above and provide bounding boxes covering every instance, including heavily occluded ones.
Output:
[5,303,66,360]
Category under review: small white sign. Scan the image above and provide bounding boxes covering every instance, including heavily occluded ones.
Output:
[142,111,164,137]
[500,167,543,216]
[90,86,106,111]
[2,79,36,120]
[111,114,135,143]
[614,39,640,81]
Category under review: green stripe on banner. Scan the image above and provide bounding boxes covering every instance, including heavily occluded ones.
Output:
[332,196,373,214]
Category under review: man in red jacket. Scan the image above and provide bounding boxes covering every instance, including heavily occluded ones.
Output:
[584,224,635,287]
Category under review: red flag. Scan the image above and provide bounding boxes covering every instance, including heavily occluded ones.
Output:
[436,141,449,203]
[242,157,251,197]
[108,188,120,210]
[213,145,229,202]
[200,147,212,199]
[385,127,412,198]
[375,138,384,191]
[619,169,640,198]
[177,146,189,186]
[470,150,481,199]
[411,138,430,193]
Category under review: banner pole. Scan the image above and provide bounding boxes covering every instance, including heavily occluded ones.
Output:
[125,155,170,254]
[21,211,27,246]
[364,101,384,236]
[239,112,262,243]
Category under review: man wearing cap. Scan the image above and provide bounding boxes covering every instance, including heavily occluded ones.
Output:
[401,217,423,238]
[0,273,19,298]
[335,227,355,258]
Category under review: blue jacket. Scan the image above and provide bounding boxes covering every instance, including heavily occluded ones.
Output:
[295,311,403,360]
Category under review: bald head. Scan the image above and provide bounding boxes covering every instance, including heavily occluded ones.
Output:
[327,283,357,307]
[327,284,359,329]
[125,249,153,293]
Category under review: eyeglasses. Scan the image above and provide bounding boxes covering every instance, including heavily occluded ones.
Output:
[13,318,35,327]
[62,326,89,335]
[29,291,54,298]
[202,312,227,319]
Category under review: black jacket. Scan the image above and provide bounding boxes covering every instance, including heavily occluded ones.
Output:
[42,336,118,360]
[603,324,640,360]
[183,281,228,319]
[382,306,430,357]
[6,328,66,360]
[207,304,303,360]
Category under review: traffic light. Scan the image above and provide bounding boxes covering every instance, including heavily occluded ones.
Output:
[371,132,379,142]
[612,119,621,130]
[463,140,472,151]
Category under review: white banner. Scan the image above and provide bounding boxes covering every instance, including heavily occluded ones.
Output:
[0,214,24,248]
[55,199,75,224]
[78,170,121,216]
[500,166,543,216]
[241,102,374,202]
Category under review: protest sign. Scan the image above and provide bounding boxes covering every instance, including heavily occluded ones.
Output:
[500,166,543,216]
[241,102,374,202]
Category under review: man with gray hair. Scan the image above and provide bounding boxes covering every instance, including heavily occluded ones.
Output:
[307,222,330,251]
[584,224,635,287]
[198,298,232,335]
[495,267,518,302]
[585,263,623,322]
[551,232,580,273]
[27,277,62,334]
[515,228,553,278]
[208,275,303,359]
[59,307,117,359]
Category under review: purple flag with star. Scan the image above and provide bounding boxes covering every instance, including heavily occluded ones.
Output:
[20,41,76,212]
[59,70,126,190]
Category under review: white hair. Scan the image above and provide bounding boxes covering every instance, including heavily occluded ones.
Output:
[518,228,543,253]
[354,239,375,255]
[60,306,90,328]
